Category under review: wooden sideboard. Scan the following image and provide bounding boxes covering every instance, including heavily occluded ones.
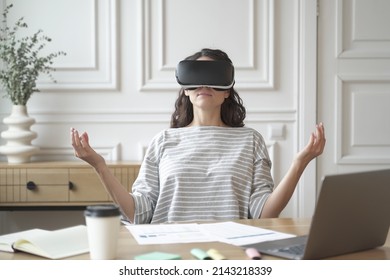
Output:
[0,161,140,209]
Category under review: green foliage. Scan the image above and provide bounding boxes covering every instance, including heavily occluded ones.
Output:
[0,4,66,105]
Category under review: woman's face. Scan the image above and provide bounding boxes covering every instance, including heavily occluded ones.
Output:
[184,56,230,111]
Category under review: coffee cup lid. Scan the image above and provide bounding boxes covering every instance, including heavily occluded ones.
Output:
[84,204,120,217]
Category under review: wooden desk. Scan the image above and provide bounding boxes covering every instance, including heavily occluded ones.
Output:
[1,218,389,260]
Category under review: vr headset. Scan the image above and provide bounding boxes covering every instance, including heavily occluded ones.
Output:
[175,60,235,90]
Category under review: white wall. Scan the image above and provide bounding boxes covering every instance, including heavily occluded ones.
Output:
[0,0,316,233]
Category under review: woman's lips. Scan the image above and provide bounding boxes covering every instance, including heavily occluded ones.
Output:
[196,89,212,97]
[197,93,212,97]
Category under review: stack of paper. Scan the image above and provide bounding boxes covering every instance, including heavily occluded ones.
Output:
[126,221,294,246]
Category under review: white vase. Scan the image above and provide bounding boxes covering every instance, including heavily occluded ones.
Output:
[0,105,39,163]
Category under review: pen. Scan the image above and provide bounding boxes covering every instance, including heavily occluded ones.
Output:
[245,248,262,260]
[207,248,227,260]
[190,248,212,260]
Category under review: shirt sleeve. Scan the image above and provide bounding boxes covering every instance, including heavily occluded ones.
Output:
[130,132,163,224]
[248,131,274,218]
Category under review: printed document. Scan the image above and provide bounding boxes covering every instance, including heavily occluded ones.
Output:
[126,221,294,245]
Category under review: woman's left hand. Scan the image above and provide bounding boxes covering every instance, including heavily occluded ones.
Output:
[295,123,326,165]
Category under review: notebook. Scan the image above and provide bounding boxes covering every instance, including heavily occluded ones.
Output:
[243,169,390,259]
[0,225,89,259]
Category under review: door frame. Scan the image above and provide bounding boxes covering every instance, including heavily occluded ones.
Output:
[297,0,318,217]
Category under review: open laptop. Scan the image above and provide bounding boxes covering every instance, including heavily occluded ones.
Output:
[243,169,390,259]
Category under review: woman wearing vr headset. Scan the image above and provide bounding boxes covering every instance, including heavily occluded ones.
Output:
[71,48,325,224]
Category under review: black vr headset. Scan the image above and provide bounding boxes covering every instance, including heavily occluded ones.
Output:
[175,60,235,90]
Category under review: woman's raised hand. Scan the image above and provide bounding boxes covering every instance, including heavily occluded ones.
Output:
[295,123,326,165]
[70,128,105,170]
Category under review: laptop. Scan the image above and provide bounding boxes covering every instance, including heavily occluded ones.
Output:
[243,169,390,259]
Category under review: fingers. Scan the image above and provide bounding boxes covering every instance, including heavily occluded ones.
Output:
[70,128,91,160]
[71,128,81,157]
[70,127,79,146]
[316,122,325,140]
[307,132,315,147]
[83,131,89,143]
[71,128,89,147]
[295,123,326,164]
[316,123,325,144]
[312,122,326,155]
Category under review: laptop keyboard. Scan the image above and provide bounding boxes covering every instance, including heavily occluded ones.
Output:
[276,243,305,255]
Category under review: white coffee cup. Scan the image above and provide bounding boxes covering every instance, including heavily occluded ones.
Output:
[84,204,121,260]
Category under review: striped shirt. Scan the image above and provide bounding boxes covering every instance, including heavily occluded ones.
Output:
[131,126,274,224]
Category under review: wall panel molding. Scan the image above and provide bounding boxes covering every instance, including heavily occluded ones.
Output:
[336,76,390,164]
[28,109,296,125]
[21,0,120,91]
[337,0,390,58]
[28,143,121,162]
[138,0,275,91]
[0,144,120,162]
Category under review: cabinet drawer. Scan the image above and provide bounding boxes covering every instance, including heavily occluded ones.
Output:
[69,169,109,202]
[19,168,70,202]
[23,185,69,202]
[0,162,141,207]
[1,168,70,203]
[26,169,68,185]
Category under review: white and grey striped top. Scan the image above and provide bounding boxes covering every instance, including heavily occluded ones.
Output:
[131,126,274,224]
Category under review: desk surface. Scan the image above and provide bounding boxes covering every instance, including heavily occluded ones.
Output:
[1,218,389,260]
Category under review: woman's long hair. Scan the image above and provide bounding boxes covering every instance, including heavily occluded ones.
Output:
[170,48,246,128]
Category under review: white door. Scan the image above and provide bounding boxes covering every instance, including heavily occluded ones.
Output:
[317,0,390,190]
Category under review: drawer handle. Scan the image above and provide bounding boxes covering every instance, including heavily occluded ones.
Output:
[26,181,37,191]
[68,181,75,190]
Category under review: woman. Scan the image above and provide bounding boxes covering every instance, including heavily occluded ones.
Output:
[71,48,325,224]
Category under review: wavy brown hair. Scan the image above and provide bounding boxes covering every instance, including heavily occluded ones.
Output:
[170,48,246,128]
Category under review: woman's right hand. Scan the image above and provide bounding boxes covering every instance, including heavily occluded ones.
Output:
[70,128,106,170]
